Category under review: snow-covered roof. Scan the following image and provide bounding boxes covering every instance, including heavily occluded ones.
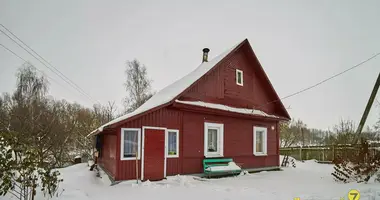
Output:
[174,100,280,119]
[87,41,242,137]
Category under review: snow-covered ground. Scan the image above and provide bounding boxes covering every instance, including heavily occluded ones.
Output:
[2,158,380,200]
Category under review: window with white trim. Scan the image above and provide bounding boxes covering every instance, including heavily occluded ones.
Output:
[204,122,224,157]
[253,126,267,156]
[120,128,141,160]
[167,129,179,158]
[236,69,243,86]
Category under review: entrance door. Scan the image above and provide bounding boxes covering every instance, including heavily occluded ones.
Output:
[143,128,165,181]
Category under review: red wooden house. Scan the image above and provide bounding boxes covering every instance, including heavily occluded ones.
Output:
[88,39,290,181]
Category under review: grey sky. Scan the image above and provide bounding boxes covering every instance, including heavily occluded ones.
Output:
[0,0,379,130]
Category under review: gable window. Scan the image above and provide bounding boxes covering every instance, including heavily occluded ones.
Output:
[253,126,267,156]
[204,122,224,157]
[167,129,179,158]
[236,69,243,86]
[120,128,141,160]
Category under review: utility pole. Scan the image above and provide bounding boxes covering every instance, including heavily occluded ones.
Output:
[354,72,380,144]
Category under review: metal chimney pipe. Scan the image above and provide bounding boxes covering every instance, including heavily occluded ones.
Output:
[202,48,210,63]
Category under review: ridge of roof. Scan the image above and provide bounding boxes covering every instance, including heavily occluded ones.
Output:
[88,39,245,137]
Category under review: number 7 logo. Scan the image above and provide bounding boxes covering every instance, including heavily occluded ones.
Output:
[348,189,360,200]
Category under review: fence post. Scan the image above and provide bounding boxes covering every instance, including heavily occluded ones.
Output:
[322,148,325,161]
[299,147,302,161]
[332,145,335,161]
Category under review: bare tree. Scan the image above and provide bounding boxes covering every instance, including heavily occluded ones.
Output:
[374,108,380,138]
[280,120,297,147]
[332,119,356,145]
[14,62,48,103]
[123,59,153,113]
[280,119,309,147]
[0,64,62,200]
[0,62,139,199]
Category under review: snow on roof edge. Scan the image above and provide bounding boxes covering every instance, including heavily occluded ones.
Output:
[87,40,244,137]
[174,100,280,119]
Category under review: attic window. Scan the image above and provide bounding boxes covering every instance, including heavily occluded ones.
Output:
[236,69,243,86]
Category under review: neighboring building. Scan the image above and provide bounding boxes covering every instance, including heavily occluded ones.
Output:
[88,39,291,181]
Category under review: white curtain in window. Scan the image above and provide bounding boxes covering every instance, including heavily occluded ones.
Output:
[256,131,263,153]
[168,131,177,155]
[124,130,137,157]
[208,129,218,152]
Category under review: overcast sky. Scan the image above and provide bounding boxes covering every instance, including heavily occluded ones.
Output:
[0,0,379,130]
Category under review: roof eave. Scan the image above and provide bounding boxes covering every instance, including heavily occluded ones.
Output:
[105,102,173,130]
[243,41,291,120]
[86,129,100,138]
[172,101,284,121]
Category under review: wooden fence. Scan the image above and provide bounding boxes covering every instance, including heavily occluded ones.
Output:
[280,144,380,162]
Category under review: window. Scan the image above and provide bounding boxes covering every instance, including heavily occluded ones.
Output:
[204,122,224,157]
[120,128,141,160]
[167,129,179,158]
[236,69,243,86]
[253,126,267,156]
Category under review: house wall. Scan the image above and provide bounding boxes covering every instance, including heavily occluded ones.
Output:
[181,46,276,114]
[98,133,117,178]
[182,110,279,174]
[112,106,280,181]
[114,107,183,181]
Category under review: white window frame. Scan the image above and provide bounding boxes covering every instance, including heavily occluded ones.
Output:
[253,126,267,156]
[166,129,179,158]
[120,128,141,161]
[204,122,224,157]
[236,69,243,86]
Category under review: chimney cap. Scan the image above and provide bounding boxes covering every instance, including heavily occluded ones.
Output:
[203,48,210,53]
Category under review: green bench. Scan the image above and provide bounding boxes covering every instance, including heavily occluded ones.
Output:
[203,158,242,178]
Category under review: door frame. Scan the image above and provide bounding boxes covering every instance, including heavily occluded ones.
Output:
[141,126,167,181]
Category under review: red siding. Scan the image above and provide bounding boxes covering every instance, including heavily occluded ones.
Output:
[110,106,280,181]
[115,107,183,181]
[184,67,224,101]
[166,158,181,176]
[182,111,279,173]
[98,133,117,178]
[181,46,276,114]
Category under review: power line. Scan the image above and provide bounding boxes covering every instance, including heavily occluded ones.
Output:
[0,43,87,101]
[0,24,99,104]
[1,43,66,90]
[0,24,97,104]
[0,43,25,61]
[0,24,94,101]
[261,52,380,109]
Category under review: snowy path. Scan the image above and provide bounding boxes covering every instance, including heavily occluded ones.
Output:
[2,160,380,200]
